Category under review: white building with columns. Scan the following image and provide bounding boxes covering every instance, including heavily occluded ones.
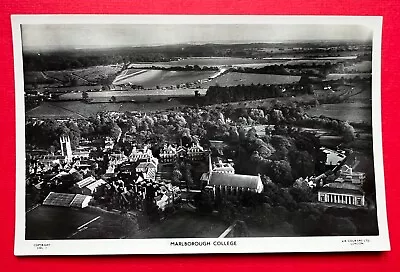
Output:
[318,182,365,207]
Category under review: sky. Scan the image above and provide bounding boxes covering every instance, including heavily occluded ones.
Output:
[21,24,373,51]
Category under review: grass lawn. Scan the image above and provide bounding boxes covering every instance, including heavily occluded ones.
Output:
[131,210,229,238]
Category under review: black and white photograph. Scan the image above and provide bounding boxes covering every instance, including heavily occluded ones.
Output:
[12,15,389,255]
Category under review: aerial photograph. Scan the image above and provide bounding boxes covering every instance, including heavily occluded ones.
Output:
[22,23,378,240]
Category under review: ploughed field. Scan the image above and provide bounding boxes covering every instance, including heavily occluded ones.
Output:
[112,69,216,88]
[25,57,371,91]
[113,69,301,88]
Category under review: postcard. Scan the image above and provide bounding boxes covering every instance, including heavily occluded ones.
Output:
[12,15,389,255]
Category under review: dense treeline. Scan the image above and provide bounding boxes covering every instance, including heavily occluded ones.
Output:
[205,83,314,104]
[23,41,371,72]
[26,117,122,150]
[131,65,219,72]
[213,188,378,236]
[232,62,335,77]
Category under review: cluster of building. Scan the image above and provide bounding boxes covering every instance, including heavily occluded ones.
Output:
[158,142,207,163]
[316,147,366,207]
[30,132,269,214]
[30,132,368,217]
[28,136,115,174]
[30,135,198,213]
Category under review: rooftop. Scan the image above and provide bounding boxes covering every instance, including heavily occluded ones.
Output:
[75,176,96,189]
[209,172,262,190]
[319,182,364,195]
[85,179,107,191]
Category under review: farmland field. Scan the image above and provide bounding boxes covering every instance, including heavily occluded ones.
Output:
[128,56,360,68]
[306,102,372,124]
[200,72,301,87]
[58,89,207,100]
[128,57,277,68]
[112,69,216,88]
[326,73,371,80]
[24,65,121,85]
[341,61,372,73]
[26,100,185,118]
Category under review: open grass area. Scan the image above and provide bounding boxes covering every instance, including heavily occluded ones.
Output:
[24,65,121,85]
[26,100,186,118]
[113,69,216,88]
[131,210,229,238]
[200,72,301,88]
[326,73,371,80]
[26,205,136,239]
[306,102,372,124]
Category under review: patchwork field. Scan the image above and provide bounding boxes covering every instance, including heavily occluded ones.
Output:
[24,65,121,85]
[326,73,371,80]
[112,69,216,87]
[26,100,185,118]
[128,56,360,68]
[200,72,301,88]
[128,57,276,69]
[342,61,372,73]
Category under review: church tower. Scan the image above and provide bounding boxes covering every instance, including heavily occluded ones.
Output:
[60,135,72,162]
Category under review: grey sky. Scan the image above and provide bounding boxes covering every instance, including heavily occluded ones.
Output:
[21,24,372,51]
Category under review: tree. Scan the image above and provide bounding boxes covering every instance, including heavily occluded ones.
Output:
[183,162,193,191]
[341,122,356,143]
[289,150,315,179]
[82,91,89,101]
[109,122,122,141]
[171,168,182,185]
[268,160,293,186]
[110,96,116,102]
[195,192,214,213]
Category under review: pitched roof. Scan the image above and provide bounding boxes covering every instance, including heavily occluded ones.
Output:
[85,179,107,191]
[75,176,96,188]
[43,192,75,207]
[69,194,92,208]
[209,172,261,190]
[137,162,157,169]
[319,182,364,195]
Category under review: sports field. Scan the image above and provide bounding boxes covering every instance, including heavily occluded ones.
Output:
[25,205,136,239]
[131,210,229,239]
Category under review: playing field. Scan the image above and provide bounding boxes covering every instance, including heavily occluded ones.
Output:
[131,210,229,238]
[25,205,136,239]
